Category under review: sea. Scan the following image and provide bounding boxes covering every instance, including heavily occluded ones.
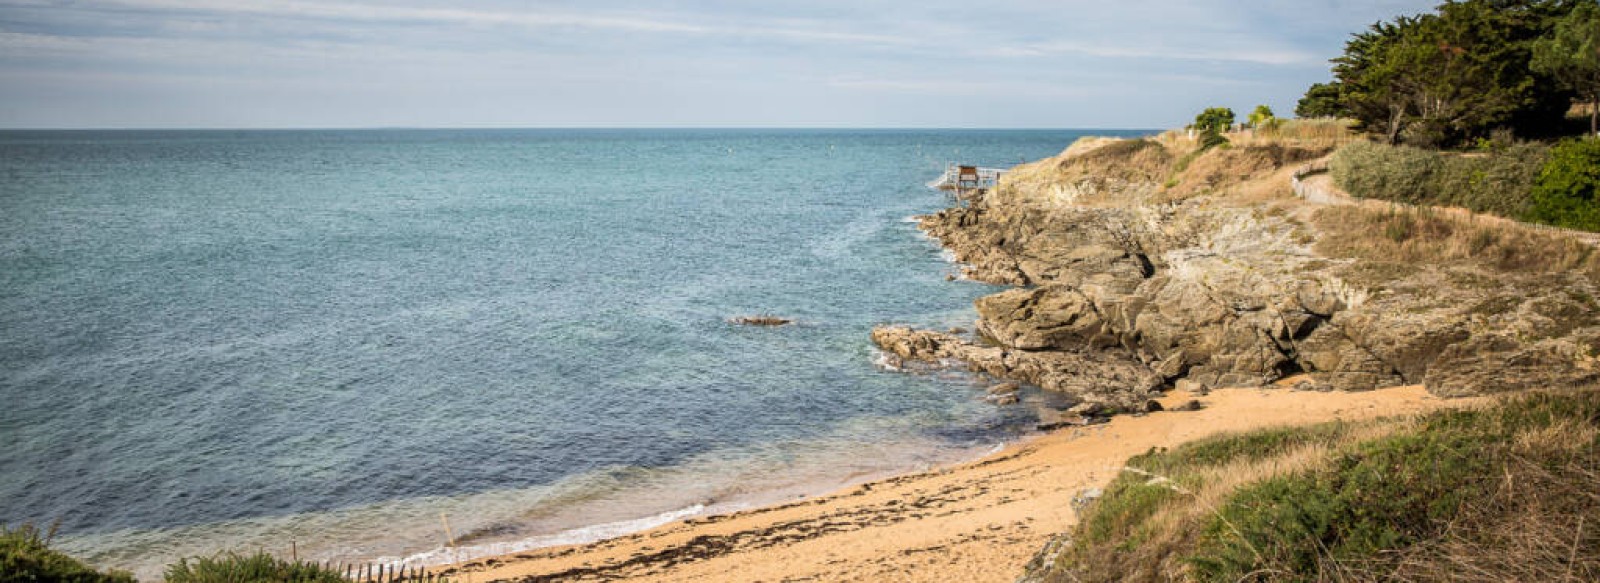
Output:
[0,128,1148,579]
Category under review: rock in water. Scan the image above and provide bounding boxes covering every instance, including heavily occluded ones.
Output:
[732,316,792,326]
[987,382,1021,395]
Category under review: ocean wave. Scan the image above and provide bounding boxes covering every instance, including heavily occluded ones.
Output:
[374,504,711,570]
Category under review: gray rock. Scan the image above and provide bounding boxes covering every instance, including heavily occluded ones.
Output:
[1170,399,1204,411]
[1068,401,1105,416]
[987,382,1021,395]
[1072,488,1103,510]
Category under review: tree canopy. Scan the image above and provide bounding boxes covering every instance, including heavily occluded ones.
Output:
[1531,2,1600,134]
[1193,107,1235,135]
[1308,0,1594,146]
[1295,82,1349,118]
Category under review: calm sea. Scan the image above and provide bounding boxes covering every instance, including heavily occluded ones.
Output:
[0,129,1147,578]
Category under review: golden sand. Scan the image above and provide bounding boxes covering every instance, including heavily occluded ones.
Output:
[446,384,1480,583]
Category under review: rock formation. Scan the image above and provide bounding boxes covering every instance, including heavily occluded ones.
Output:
[874,136,1600,412]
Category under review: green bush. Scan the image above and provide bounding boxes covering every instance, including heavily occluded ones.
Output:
[1189,431,1492,580]
[0,523,135,583]
[1185,392,1600,581]
[1329,140,1550,218]
[1193,107,1236,135]
[1526,138,1600,231]
[1040,388,1600,582]
[164,552,348,583]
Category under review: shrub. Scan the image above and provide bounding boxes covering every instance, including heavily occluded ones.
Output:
[1526,137,1600,231]
[1036,388,1600,583]
[0,523,135,583]
[1193,108,1235,136]
[1329,140,1550,218]
[1189,430,1493,580]
[164,552,348,583]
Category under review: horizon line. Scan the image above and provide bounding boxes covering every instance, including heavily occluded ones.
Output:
[0,125,1165,132]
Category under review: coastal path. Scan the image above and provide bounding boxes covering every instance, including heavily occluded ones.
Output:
[1292,159,1600,247]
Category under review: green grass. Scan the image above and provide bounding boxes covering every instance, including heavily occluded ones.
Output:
[1527,137,1600,231]
[1,525,454,583]
[164,552,351,583]
[1,523,135,583]
[1034,387,1600,582]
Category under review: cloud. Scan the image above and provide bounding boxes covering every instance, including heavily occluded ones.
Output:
[824,76,1100,98]
[977,39,1319,66]
[47,0,915,46]
[0,0,1445,128]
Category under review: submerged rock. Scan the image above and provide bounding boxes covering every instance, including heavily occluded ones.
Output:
[732,316,792,326]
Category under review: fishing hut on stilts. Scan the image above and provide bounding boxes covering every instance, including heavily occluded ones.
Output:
[928,163,1006,200]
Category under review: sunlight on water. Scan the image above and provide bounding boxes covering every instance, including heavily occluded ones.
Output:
[0,129,1146,578]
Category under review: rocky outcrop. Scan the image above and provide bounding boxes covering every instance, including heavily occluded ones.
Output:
[872,326,1162,412]
[874,136,1600,406]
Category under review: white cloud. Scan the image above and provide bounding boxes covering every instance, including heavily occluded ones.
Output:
[67,0,915,45]
[977,39,1319,66]
[0,0,1444,127]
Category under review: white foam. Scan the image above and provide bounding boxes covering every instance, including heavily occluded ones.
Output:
[900,215,923,224]
[374,504,709,569]
[870,348,903,372]
[940,249,958,263]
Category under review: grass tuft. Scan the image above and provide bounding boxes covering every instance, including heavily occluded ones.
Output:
[164,552,351,583]
[0,523,136,583]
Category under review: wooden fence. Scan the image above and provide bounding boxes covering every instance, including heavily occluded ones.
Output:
[340,562,450,583]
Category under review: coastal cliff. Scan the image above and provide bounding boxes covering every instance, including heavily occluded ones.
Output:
[876,132,1600,412]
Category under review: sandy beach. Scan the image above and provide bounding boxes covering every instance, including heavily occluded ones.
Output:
[443,383,1483,582]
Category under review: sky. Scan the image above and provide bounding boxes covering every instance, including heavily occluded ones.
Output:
[0,0,1443,129]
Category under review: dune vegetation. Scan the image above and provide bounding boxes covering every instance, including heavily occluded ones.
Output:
[1025,387,1600,582]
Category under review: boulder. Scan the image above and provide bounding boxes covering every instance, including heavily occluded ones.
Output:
[987,382,1021,395]
[1169,399,1204,411]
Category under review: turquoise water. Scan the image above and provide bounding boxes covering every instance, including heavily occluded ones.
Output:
[0,129,1147,577]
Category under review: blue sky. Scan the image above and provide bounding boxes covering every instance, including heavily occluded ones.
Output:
[0,1,1440,129]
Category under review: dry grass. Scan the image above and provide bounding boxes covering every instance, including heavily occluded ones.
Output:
[1312,204,1600,276]
[998,130,1341,209]
[1162,143,1327,201]
[1236,119,1360,149]
[1379,463,1600,583]
[1066,419,1417,582]
[1155,119,1357,152]
[998,137,1175,207]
